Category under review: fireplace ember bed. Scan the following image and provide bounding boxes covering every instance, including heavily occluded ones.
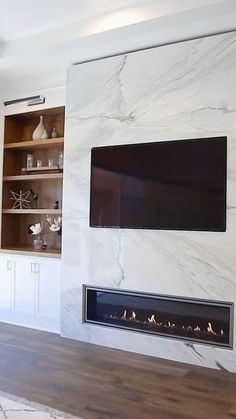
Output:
[83,286,233,348]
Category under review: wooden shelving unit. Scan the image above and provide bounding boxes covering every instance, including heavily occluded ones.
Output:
[1,106,65,256]
[3,173,63,181]
[4,137,64,150]
[2,209,62,214]
[0,247,61,258]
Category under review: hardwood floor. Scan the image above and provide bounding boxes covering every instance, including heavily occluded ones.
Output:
[0,323,235,418]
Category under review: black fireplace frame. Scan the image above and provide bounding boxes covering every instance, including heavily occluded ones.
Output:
[83,285,234,349]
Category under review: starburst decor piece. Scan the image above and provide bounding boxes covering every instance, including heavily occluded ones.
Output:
[10,190,31,210]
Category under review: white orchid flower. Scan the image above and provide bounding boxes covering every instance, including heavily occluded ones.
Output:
[45,216,62,233]
[49,224,60,232]
[30,223,42,235]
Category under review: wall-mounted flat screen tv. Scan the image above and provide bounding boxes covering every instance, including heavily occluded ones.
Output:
[90,137,227,231]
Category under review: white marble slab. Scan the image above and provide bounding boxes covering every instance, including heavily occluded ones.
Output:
[62,31,236,372]
[0,392,79,418]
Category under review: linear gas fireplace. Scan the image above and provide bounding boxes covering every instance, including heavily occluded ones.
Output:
[83,286,234,348]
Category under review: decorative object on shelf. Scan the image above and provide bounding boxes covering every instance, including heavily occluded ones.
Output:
[48,159,54,167]
[30,217,62,251]
[46,216,62,233]
[26,153,34,169]
[48,216,62,251]
[53,201,59,210]
[30,222,42,235]
[10,190,31,210]
[58,150,63,169]
[30,189,39,208]
[22,165,61,174]
[41,129,49,140]
[32,115,45,140]
[50,127,58,138]
[30,222,47,250]
[36,159,43,167]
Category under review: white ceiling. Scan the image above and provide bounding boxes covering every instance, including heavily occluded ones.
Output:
[0,0,235,99]
[0,0,143,41]
[0,0,229,42]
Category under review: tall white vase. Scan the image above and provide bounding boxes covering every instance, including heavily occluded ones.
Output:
[32,115,45,140]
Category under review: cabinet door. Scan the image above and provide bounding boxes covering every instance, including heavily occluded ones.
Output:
[14,259,36,315]
[0,256,14,310]
[35,260,61,322]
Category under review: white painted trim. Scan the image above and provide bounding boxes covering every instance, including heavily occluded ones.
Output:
[0,310,60,333]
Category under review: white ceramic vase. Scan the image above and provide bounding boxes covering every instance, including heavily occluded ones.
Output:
[41,129,49,139]
[32,115,45,140]
[51,127,58,138]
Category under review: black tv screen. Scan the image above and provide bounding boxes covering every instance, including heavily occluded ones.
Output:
[90,137,227,231]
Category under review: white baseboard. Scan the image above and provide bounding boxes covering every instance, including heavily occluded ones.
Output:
[0,311,60,334]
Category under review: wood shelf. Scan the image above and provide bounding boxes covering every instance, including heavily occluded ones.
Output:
[3,173,63,181]
[2,209,62,214]
[4,138,64,150]
[0,247,61,259]
[21,166,61,174]
[1,106,65,256]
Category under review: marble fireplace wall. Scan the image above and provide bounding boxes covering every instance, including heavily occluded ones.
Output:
[62,31,236,372]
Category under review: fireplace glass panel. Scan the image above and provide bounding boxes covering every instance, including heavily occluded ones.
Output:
[84,287,233,348]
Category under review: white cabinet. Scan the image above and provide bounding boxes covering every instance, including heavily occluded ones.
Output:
[0,254,61,333]
[35,259,61,322]
[0,256,14,310]
[14,259,35,315]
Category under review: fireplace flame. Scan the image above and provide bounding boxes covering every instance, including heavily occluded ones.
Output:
[207,322,216,334]
[148,314,157,324]
[130,311,136,320]
[121,310,127,320]
[110,310,225,339]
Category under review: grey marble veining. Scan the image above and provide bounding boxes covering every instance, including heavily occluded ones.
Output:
[62,31,236,372]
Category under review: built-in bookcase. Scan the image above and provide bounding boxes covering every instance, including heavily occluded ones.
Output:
[1,106,65,257]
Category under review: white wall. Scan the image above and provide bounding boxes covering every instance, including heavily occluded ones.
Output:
[62,31,236,372]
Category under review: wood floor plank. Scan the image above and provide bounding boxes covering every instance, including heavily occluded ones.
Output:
[0,322,234,418]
